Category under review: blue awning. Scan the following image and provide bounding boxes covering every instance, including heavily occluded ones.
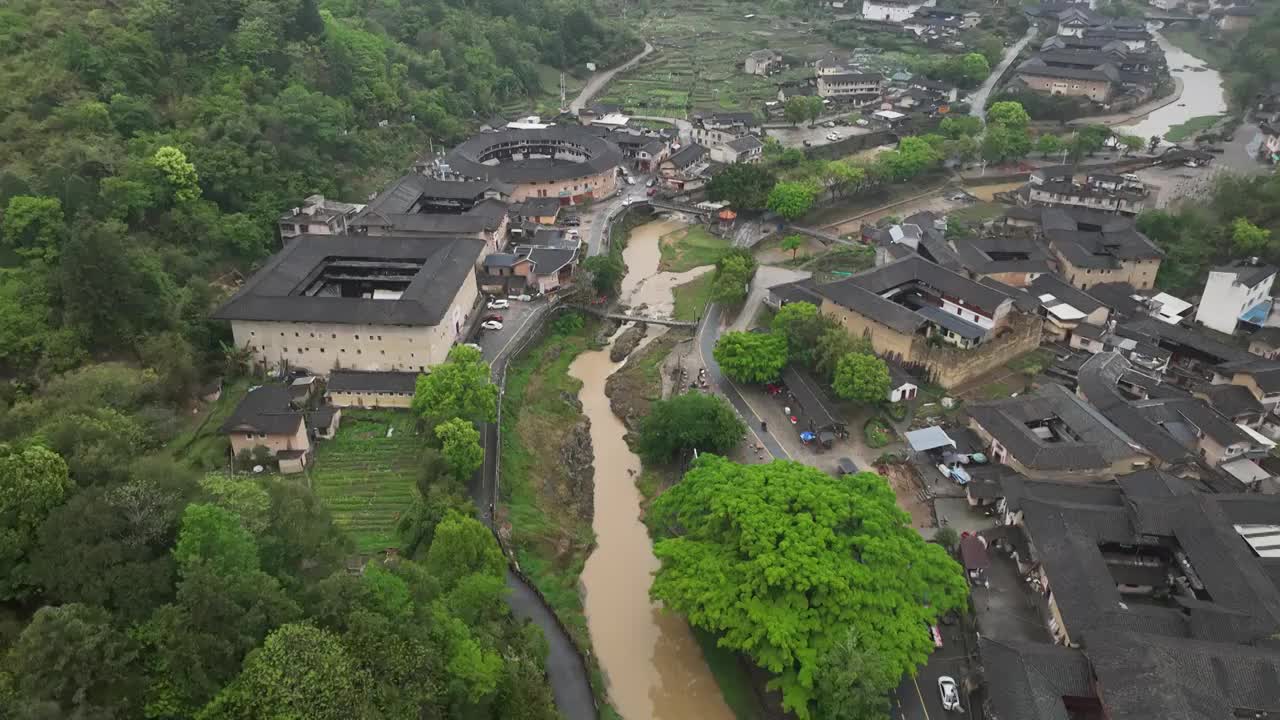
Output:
[1240,299,1272,325]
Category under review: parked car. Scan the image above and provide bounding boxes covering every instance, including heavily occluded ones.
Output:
[835,457,858,476]
[562,216,581,226]
[937,676,961,712]
[803,140,813,147]
[484,314,503,322]
[462,343,482,352]
[647,187,658,196]
[480,320,504,331]
[855,118,869,127]
[487,299,510,310]
[823,121,835,128]
[625,176,636,185]
[646,178,656,187]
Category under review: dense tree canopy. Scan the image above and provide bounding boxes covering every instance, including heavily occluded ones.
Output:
[713,331,789,384]
[650,457,967,718]
[412,345,498,427]
[706,163,779,210]
[636,392,747,463]
[833,352,891,405]
[767,181,819,220]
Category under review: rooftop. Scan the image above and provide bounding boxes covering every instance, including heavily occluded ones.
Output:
[220,385,303,436]
[327,370,420,395]
[213,235,485,327]
[967,381,1141,472]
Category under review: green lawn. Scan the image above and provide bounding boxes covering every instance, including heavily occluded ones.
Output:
[693,629,765,720]
[1165,115,1225,142]
[310,409,421,553]
[673,272,716,321]
[660,226,732,272]
[948,201,1007,225]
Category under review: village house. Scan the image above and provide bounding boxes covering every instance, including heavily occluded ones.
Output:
[326,369,420,409]
[348,175,511,252]
[709,135,765,164]
[482,245,577,295]
[1194,258,1277,335]
[1216,4,1258,32]
[770,255,1043,388]
[861,0,937,23]
[213,234,484,375]
[220,385,313,474]
[968,381,1151,478]
[815,71,887,103]
[1027,273,1112,339]
[744,48,782,75]
[1007,207,1161,290]
[1015,56,1119,101]
[973,474,1280,720]
[278,194,366,241]
[689,112,761,147]
[658,143,712,191]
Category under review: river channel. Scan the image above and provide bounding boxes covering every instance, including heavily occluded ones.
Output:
[572,219,733,720]
[1115,32,1228,140]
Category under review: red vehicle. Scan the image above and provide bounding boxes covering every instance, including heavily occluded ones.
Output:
[484,314,503,322]
[646,186,658,196]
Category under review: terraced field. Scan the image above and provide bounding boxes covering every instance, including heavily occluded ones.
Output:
[595,2,833,116]
[311,409,421,553]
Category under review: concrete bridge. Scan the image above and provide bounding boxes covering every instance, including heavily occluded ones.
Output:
[602,312,697,328]
[649,199,715,219]
[786,224,855,246]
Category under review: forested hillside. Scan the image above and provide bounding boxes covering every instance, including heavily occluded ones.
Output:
[0,0,638,379]
[0,1,637,716]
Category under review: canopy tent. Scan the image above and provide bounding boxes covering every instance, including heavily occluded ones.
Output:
[905,426,956,453]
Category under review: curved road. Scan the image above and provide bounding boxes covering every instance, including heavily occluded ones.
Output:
[968,26,1036,118]
[569,42,654,113]
[471,301,598,720]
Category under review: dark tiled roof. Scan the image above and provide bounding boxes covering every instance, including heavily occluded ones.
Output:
[220,385,303,436]
[518,246,577,274]
[1029,274,1106,315]
[1077,352,1195,465]
[307,406,339,427]
[1122,318,1254,364]
[967,382,1139,472]
[725,135,764,152]
[1212,260,1277,289]
[1199,383,1265,419]
[445,127,623,184]
[351,212,494,234]
[668,143,709,169]
[1087,631,1280,720]
[213,235,485,327]
[327,370,420,394]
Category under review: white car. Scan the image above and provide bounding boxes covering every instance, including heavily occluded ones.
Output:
[462,343,482,352]
[937,676,961,712]
[480,320,504,331]
[487,299,510,310]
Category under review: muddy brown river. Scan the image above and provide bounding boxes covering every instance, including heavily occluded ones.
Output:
[573,219,733,720]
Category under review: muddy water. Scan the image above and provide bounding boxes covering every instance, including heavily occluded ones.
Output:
[574,218,734,720]
[619,219,716,318]
[1115,33,1228,140]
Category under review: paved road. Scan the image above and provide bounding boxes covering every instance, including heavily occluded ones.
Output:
[894,621,970,720]
[585,180,654,257]
[569,42,654,113]
[968,26,1036,118]
[466,301,598,720]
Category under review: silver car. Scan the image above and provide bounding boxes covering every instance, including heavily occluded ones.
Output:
[937,676,961,712]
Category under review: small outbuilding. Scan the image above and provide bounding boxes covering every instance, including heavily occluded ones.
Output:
[959,534,990,587]
[326,370,421,409]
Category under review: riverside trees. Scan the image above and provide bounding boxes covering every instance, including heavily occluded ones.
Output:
[649,456,966,718]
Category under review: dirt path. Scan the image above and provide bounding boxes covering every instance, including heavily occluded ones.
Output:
[569,42,654,113]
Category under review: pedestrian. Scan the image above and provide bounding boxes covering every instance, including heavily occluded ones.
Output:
[761,420,768,433]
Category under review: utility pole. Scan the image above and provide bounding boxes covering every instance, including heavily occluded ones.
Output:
[559,72,567,113]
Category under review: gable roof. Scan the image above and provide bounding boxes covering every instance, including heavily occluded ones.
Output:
[327,370,420,395]
[220,385,303,436]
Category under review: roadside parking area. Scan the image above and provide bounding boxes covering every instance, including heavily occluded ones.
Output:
[471,298,543,363]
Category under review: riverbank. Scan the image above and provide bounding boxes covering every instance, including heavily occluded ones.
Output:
[499,312,618,716]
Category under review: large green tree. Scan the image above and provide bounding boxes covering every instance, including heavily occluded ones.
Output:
[771,301,825,366]
[198,623,367,720]
[636,392,747,463]
[706,163,778,210]
[434,418,484,483]
[713,330,788,384]
[833,352,891,405]
[0,444,71,599]
[411,345,497,426]
[767,181,819,220]
[649,457,967,717]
